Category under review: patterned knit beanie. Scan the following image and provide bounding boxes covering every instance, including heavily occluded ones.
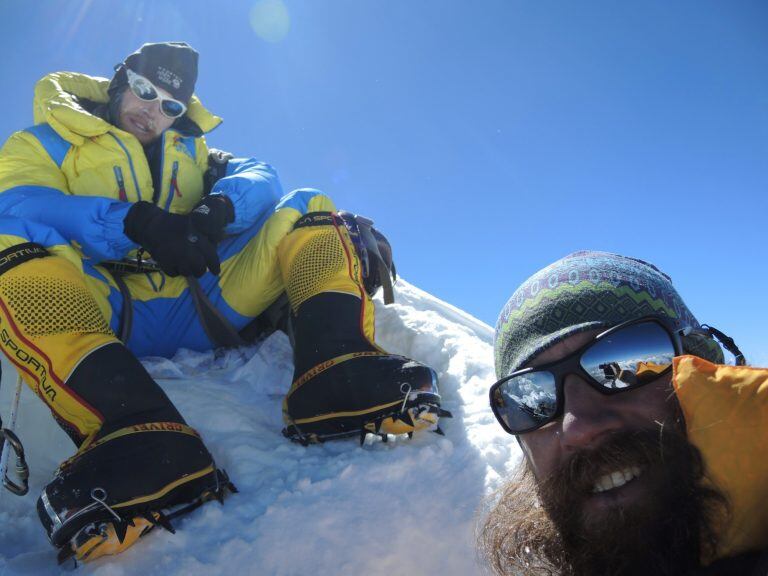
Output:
[494,251,723,379]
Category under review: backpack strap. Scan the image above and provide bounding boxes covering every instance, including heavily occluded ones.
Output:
[186,276,247,349]
[111,273,134,345]
[203,148,234,196]
[336,211,397,304]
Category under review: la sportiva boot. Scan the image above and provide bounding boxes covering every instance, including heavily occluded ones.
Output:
[277,212,449,444]
[0,243,235,563]
[34,344,237,565]
[39,420,235,564]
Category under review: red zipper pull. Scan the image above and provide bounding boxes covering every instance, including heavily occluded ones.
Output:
[171,161,182,198]
[113,166,127,201]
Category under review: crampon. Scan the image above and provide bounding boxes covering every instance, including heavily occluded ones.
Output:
[36,422,236,565]
[52,469,237,565]
[283,387,453,446]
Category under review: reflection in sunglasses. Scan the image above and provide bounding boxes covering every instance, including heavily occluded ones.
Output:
[125,68,187,119]
[491,318,681,434]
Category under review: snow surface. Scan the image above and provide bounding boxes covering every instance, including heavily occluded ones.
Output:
[0,280,521,575]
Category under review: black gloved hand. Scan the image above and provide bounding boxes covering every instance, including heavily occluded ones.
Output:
[124,201,221,277]
[189,194,235,244]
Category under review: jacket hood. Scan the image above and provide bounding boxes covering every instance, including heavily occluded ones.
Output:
[674,355,768,563]
[33,71,222,145]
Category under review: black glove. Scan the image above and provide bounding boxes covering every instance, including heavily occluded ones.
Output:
[124,201,221,277]
[190,194,235,244]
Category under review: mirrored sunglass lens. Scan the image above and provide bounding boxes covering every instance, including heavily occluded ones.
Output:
[131,78,157,101]
[161,99,185,118]
[493,371,557,432]
[580,321,675,390]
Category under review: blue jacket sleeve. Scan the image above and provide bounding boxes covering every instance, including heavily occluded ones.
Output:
[210,158,282,234]
[0,186,136,261]
[0,129,137,262]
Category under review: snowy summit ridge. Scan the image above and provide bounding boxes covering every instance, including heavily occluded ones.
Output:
[0,279,521,576]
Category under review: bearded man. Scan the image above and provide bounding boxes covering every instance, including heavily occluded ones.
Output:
[480,251,768,576]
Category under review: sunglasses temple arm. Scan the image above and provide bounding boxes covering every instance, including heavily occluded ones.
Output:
[700,325,746,366]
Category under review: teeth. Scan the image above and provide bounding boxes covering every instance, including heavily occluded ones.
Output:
[133,119,151,132]
[592,466,641,493]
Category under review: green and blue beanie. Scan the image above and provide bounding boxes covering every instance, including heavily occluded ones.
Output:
[494,251,723,379]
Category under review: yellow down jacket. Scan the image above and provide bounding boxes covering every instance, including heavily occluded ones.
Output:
[0,72,281,263]
[0,72,228,261]
[674,355,768,563]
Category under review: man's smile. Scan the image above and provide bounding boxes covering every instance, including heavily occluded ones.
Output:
[582,464,651,516]
[591,465,642,494]
[126,114,154,135]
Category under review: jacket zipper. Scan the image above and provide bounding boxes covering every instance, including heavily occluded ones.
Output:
[153,132,166,205]
[163,160,180,212]
[113,166,127,201]
[171,161,181,198]
[108,133,142,201]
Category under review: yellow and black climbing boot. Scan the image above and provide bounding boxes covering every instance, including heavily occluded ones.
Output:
[33,344,236,564]
[38,419,236,565]
[277,212,449,444]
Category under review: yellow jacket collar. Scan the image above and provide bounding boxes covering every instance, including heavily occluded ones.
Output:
[33,71,222,145]
[673,355,768,562]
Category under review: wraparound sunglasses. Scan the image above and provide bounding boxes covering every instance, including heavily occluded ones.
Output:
[126,68,187,119]
[490,316,744,435]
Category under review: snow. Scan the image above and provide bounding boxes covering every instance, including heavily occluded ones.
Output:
[0,280,521,575]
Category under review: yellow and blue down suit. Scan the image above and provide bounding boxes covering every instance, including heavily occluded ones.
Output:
[0,71,444,562]
[0,72,335,440]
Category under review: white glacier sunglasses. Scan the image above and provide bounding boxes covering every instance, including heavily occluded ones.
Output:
[125,68,187,119]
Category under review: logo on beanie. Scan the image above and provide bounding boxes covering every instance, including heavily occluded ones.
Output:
[157,66,182,90]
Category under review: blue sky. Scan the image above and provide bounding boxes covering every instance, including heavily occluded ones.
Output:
[1,0,766,363]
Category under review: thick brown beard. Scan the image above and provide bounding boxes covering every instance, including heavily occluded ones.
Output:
[478,427,728,576]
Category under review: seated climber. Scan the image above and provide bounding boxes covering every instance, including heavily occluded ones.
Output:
[0,41,446,563]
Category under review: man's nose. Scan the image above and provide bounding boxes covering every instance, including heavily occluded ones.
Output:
[560,374,624,451]
[141,101,161,117]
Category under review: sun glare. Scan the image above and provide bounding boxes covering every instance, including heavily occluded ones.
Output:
[249,0,290,43]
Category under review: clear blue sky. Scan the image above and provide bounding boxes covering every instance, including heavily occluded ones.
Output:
[1,0,766,363]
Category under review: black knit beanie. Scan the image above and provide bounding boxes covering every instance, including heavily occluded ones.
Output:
[108,42,198,104]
